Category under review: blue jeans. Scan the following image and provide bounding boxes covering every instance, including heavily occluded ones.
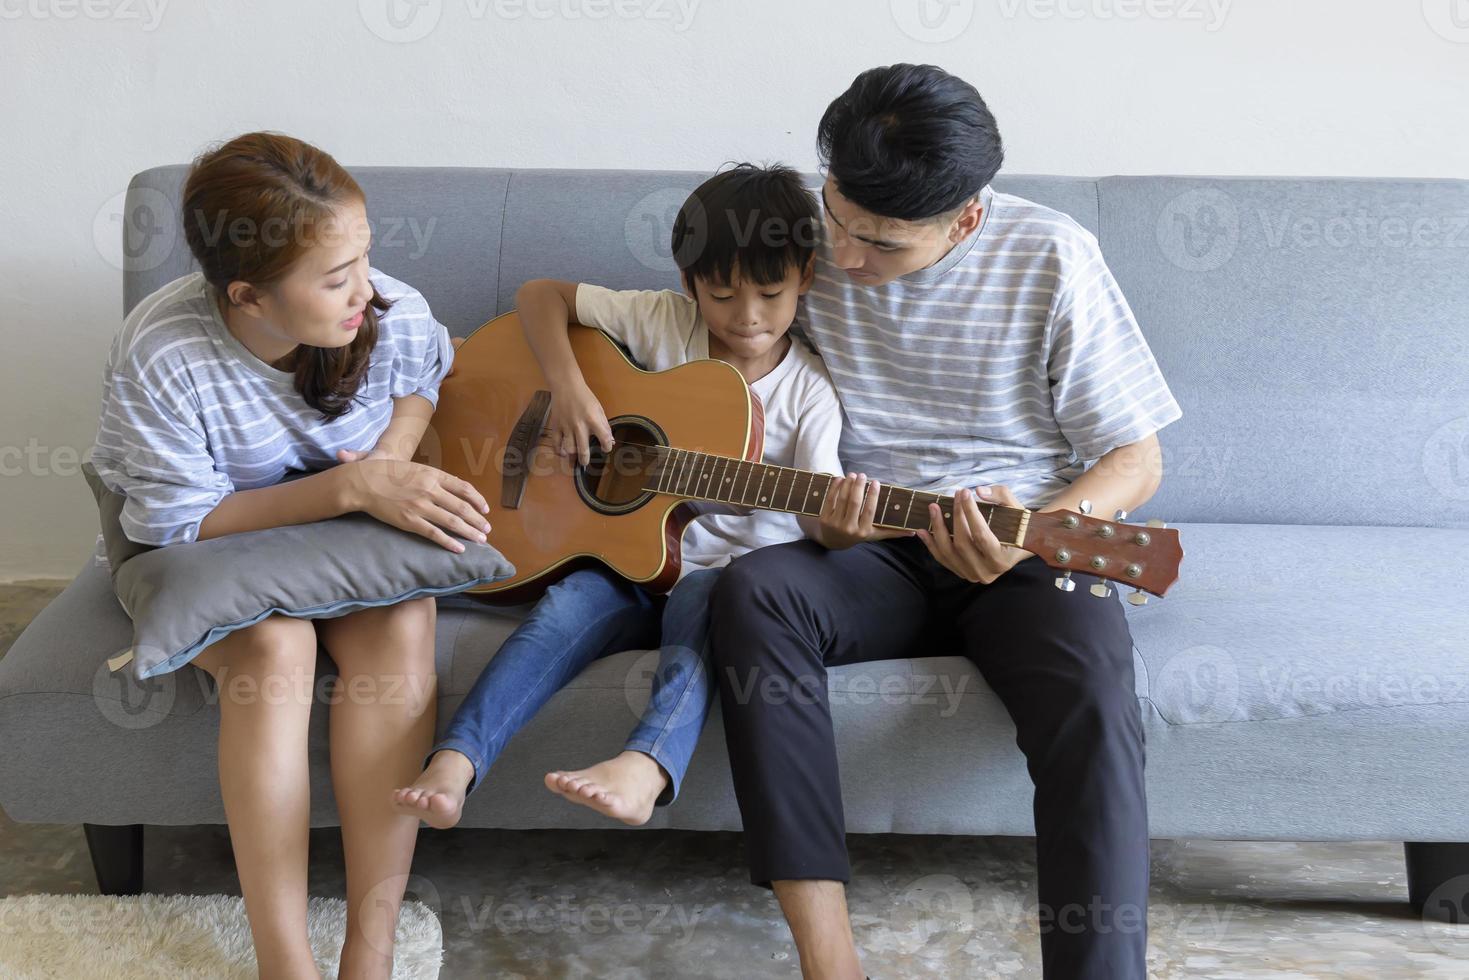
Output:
[432,566,722,806]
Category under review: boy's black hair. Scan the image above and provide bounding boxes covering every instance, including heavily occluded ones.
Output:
[671,163,819,292]
[817,64,1004,222]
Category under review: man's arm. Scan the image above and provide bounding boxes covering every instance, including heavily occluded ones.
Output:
[918,434,1166,584]
[1036,433,1164,518]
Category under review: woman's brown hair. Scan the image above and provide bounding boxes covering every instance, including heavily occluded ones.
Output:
[181,132,389,421]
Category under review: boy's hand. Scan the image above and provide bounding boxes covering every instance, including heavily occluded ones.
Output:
[917,484,1028,583]
[549,379,615,467]
[815,473,915,550]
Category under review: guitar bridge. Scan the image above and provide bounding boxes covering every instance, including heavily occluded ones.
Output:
[501,390,551,510]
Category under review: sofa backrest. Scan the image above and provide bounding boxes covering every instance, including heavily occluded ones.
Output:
[120,166,1469,529]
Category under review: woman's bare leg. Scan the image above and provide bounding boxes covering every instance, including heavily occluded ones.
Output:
[191,615,322,980]
[316,597,438,980]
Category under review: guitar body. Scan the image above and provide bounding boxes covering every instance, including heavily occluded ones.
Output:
[416,311,764,603]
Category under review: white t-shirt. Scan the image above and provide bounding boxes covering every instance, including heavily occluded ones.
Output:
[575,284,844,577]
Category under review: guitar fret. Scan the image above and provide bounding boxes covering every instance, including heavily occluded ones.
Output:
[642,450,1024,546]
[714,456,731,504]
[690,451,709,497]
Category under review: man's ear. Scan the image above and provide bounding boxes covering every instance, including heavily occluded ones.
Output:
[948,196,984,244]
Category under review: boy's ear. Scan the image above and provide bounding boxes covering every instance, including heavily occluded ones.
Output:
[797,254,816,294]
[680,270,696,300]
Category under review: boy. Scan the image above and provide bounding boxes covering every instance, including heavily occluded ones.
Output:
[393,163,874,827]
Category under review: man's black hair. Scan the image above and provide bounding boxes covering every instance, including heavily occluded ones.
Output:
[671,163,819,291]
[817,64,1004,222]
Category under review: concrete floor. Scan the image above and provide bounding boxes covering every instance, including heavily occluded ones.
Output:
[1,580,1465,978]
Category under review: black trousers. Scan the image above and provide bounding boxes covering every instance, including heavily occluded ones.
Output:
[709,537,1149,980]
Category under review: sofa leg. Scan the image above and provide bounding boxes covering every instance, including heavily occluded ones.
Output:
[1406,842,1469,923]
[83,823,144,896]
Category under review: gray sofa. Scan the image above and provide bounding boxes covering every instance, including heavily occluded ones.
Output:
[3,167,1467,921]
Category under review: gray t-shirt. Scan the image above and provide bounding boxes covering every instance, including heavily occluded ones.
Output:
[86,268,453,548]
[798,185,1182,508]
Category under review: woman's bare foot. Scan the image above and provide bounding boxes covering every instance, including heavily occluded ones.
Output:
[391,750,475,830]
[543,751,670,826]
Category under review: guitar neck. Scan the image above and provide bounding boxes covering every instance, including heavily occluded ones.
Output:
[643,447,1028,547]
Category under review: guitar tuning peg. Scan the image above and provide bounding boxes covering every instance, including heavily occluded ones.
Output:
[1078,499,1092,515]
[1090,582,1113,598]
[1127,589,1149,606]
[1145,518,1167,528]
[1054,570,1076,592]
[1113,509,1128,522]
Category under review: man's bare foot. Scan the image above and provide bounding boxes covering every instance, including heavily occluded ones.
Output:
[543,750,670,826]
[391,750,475,830]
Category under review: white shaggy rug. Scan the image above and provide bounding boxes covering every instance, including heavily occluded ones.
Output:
[0,894,442,979]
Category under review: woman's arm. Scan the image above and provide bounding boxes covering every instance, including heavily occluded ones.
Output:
[195,467,356,541]
[338,393,435,464]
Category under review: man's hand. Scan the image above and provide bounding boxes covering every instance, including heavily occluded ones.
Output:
[916,484,1028,583]
[813,473,916,550]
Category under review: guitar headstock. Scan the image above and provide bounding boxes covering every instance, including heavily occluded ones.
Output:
[1021,502,1182,604]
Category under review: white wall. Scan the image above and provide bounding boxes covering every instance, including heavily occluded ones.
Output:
[2,0,1466,578]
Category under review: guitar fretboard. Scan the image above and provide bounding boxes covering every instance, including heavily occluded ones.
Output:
[642,447,1024,544]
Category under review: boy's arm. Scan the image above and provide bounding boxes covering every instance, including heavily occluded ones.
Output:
[518,279,590,391]
[516,278,616,464]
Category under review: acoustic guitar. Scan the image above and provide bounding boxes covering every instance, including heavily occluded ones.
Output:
[415,312,1182,605]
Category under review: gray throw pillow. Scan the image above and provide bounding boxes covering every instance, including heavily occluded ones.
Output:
[81,461,514,680]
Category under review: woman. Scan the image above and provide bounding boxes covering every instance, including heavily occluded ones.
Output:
[86,132,490,980]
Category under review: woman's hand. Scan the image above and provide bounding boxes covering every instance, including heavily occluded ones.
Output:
[339,457,492,554]
[815,473,916,550]
[916,484,1028,583]
[549,379,615,467]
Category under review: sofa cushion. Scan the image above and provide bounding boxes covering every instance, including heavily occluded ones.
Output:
[81,464,516,680]
[1129,522,1469,724]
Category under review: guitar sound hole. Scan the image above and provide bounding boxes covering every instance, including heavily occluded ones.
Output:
[577,418,663,514]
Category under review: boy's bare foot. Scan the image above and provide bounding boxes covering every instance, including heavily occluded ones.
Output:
[543,750,670,826]
[391,750,475,830]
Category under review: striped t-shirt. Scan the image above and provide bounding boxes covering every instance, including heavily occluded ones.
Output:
[86,268,454,548]
[798,185,1182,508]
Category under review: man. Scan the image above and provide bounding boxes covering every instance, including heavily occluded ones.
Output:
[710,64,1181,979]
